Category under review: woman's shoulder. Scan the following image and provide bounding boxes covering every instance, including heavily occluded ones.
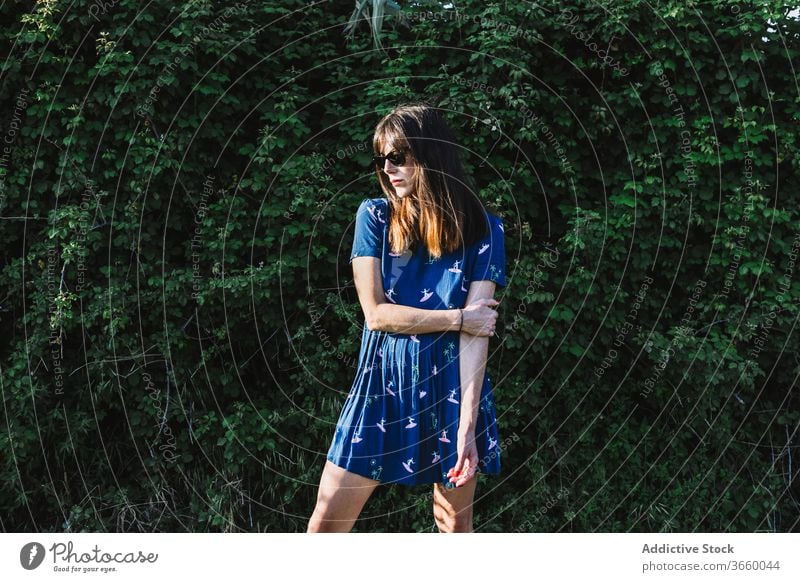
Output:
[355,198,390,232]
[356,197,389,215]
[486,211,503,224]
[359,196,388,207]
[480,209,505,238]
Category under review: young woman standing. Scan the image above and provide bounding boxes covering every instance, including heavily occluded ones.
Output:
[308,103,507,533]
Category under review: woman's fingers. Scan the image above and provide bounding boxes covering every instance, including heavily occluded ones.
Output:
[448,446,480,485]
[448,455,465,480]
[448,454,477,485]
[453,458,478,486]
[460,299,500,336]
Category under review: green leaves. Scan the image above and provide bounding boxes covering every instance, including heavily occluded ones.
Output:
[1,0,797,534]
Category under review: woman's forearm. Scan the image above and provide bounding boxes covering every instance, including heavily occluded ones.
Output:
[458,332,488,433]
[368,303,461,334]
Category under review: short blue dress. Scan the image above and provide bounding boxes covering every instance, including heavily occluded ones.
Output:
[326,197,507,488]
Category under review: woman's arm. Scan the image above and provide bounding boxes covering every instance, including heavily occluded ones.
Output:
[447,280,496,487]
[458,280,496,433]
[352,256,460,333]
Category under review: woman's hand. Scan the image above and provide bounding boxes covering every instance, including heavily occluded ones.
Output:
[460,298,499,337]
[447,429,480,487]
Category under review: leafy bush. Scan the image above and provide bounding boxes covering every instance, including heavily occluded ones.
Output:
[1,0,798,532]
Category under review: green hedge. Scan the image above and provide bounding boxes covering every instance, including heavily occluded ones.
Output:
[1,0,798,532]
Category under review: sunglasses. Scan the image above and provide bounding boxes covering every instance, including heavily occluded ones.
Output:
[371,149,407,169]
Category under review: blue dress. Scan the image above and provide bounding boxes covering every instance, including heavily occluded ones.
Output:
[326,197,507,488]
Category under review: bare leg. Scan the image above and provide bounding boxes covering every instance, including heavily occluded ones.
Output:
[432,474,479,533]
[307,461,381,532]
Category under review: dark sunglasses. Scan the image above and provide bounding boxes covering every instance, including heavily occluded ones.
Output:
[371,149,407,169]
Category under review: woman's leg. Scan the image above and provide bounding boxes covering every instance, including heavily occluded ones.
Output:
[307,460,381,532]
[432,474,479,532]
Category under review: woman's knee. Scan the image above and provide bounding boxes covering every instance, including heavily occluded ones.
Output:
[306,505,326,533]
[306,517,325,533]
[433,505,473,533]
[306,514,335,533]
[307,502,354,533]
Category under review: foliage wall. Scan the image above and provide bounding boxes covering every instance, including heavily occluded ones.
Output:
[1,0,798,531]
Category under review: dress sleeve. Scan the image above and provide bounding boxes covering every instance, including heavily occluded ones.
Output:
[349,198,385,264]
[469,213,506,288]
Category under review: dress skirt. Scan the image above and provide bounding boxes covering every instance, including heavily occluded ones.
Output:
[326,326,502,488]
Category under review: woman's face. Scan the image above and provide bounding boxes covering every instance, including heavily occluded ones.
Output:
[379,144,415,198]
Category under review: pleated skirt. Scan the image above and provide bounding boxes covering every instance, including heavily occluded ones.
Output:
[326,327,501,487]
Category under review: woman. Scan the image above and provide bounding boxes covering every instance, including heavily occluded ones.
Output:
[307,103,506,533]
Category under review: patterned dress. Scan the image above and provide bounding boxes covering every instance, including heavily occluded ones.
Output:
[326,197,507,488]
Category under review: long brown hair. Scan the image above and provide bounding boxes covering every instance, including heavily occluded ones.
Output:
[373,102,488,258]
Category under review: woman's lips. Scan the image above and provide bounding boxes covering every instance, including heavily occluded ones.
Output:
[391,180,403,185]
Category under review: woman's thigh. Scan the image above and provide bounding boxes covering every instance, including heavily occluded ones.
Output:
[432,475,479,532]
[307,460,381,532]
